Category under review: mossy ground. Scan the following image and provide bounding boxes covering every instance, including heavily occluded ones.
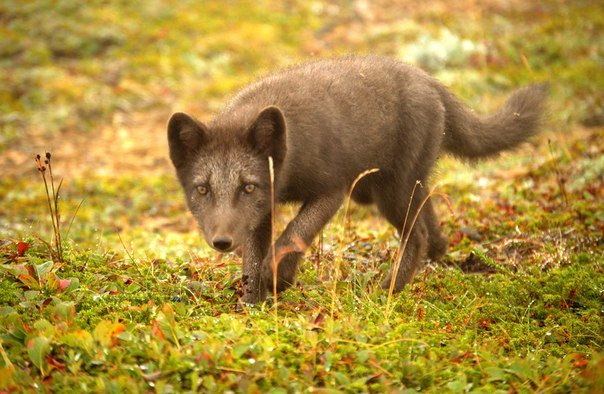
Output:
[1,0,602,392]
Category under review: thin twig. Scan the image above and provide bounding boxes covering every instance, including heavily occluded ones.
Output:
[46,152,63,263]
[331,168,379,318]
[547,140,569,208]
[385,185,453,318]
[386,180,422,309]
[116,229,144,275]
[66,199,86,239]
[520,54,535,80]
[268,156,279,341]
[342,168,380,237]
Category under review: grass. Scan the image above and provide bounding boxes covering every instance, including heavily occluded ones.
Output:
[1,0,603,392]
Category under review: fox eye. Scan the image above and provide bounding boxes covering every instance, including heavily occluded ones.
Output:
[243,184,256,194]
[196,185,209,196]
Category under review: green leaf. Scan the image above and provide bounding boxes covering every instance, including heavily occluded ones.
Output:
[45,272,60,292]
[446,378,465,393]
[34,261,54,280]
[23,290,40,300]
[1,313,28,345]
[33,319,57,338]
[485,366,507,382]
[117,331,134,342]
[333,371,350,385]
[0,306,15,316]
[232,343,250,358]
[54,301,75,325]
[357,350,370,363]
[65,277,79,292]
[60,330,94,355]
[27,336,50,376]
[156,304,182,348]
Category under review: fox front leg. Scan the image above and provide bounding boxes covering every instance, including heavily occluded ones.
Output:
[261,192,345,296]
[240,216,271,305]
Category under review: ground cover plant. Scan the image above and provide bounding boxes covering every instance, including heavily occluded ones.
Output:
[1,0,602,392]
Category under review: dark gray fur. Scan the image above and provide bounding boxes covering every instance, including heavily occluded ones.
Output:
[167,55,547,304]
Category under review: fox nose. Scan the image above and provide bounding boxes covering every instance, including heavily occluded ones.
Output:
[212,236,233,251]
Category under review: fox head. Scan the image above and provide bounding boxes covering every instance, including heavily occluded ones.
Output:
[167,106,286,253]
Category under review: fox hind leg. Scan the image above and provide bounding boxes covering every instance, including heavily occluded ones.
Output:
[380,217,429,291]
[422,199,449,261]
[373,180,432,291]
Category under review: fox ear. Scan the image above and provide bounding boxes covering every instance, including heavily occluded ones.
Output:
[247,106,287,165]
[167,112,208,169]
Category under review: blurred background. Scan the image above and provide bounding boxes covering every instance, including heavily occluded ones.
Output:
[0,0,602,251]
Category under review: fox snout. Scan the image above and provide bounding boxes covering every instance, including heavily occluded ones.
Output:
[203,219,246,253]
[211,235,233,252]
[198,209,250,254]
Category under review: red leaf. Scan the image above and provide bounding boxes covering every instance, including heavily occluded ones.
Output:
[17,274,39,290]
[46,355,66,372]
[451,350,477,364]
[17,241,30,256]
[573,354,589,369]
[478,318,491,330]
[310,310,326,331]
[59,279,71,290]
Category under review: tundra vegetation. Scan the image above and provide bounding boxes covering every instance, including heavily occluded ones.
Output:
[0,0,602,392]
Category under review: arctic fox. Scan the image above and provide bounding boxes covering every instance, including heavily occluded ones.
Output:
[168,56,547,304]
